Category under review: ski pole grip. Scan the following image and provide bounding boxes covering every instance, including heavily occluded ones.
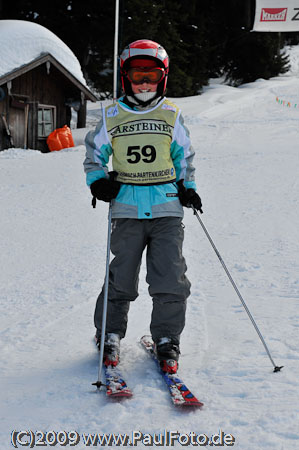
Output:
[109,170,118,182]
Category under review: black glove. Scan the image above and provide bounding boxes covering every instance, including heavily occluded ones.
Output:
[90,172,121,203]
[177,180,203,213]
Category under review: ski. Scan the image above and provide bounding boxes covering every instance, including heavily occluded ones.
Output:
[103,364,133,398]
[93,337,133,398]
[140,335,203,408]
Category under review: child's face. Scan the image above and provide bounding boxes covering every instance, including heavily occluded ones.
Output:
[131,82,158,94]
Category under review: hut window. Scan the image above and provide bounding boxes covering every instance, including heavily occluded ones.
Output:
[38,105,56,138]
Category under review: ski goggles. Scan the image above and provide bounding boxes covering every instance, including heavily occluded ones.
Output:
[126,67,165,84]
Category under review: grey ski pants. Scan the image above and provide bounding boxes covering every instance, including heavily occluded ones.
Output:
[94,217,191,344]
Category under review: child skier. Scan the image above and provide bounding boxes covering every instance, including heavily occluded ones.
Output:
[84,39,202,374]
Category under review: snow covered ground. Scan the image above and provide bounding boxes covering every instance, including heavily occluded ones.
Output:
[1,48,299,449]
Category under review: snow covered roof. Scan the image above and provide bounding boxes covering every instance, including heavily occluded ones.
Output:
[0,20,86,86]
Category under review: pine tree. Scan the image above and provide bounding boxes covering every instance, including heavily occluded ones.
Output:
[120,0,189,96]
[224,32,289,86]
[212,0,289,86]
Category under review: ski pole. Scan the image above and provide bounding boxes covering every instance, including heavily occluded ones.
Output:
[92,203,113,389]
[192,207,283,373]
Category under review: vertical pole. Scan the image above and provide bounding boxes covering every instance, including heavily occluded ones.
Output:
[277,31,281,54]
[113,0,120,101]
[24,104,29,149]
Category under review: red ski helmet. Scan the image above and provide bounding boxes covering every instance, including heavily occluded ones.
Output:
[120,39,169,99]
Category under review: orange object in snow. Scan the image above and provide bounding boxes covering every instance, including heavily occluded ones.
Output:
[47,125,75,151]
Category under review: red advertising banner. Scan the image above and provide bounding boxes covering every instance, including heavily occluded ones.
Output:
[253,0,299,31]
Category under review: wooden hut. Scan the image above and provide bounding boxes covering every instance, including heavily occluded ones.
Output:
[0,21,97,152]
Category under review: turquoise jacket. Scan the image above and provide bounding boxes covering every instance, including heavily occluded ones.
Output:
[83,96,197,220]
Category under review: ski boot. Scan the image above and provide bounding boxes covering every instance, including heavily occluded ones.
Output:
[155,337,180,374]
[96,333,120,367]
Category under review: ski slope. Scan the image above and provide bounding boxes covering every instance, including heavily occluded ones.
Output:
[1,50,299,449]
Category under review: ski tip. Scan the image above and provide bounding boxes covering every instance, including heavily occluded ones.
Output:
[174,400,204,408]
[107,390,133,399]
